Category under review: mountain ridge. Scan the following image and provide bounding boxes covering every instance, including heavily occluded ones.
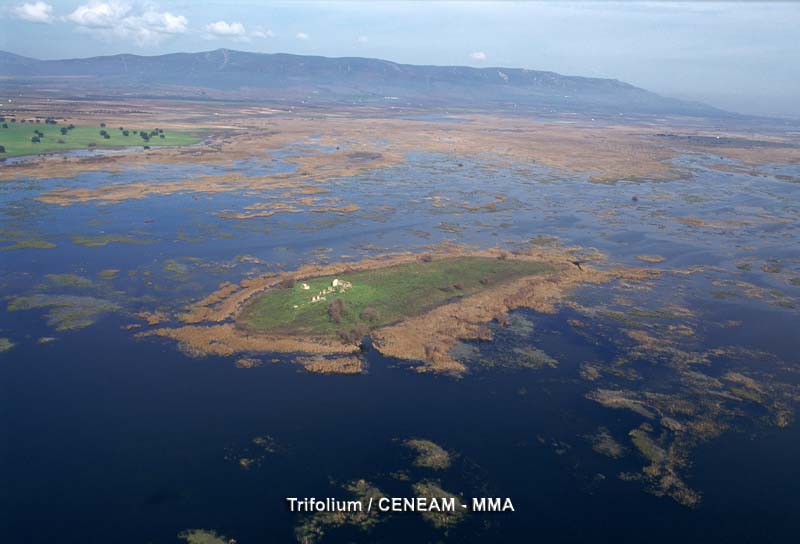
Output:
[0,48,728,116]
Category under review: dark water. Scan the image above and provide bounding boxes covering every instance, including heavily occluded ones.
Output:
[2,143,800,543]
[3,306,799,543]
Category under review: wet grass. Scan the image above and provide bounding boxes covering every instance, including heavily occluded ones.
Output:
[0,122,201,157]
[71,234,151,248]
[241,257,552,336]
[7,294,120,331]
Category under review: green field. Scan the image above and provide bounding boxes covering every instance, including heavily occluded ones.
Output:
[0,120,202,157]
[240,256,553,337]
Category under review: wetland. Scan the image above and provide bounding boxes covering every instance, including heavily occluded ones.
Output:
[2,97,800,543]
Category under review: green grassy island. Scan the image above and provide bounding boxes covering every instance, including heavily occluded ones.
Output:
[0,120,201,157]
[239,256,553,337]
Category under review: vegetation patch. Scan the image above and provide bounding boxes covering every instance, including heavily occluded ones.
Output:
[635,254,666,264]
[0,122,200,157]
[411,481,467,529]
[296,355,364,374]
[0,338,15,353]
[0,239,56,251]
[294,480,386,544]
[41,274,94,289]
[240,257,552,338]
[588,426,627,458]
[71,234,150,248]
[97,269,120,280]
[177,529,232,544]
[8,294,119,331]
[404,439,451,470]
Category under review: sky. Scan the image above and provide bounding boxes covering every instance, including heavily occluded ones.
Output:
[2,1,799,118]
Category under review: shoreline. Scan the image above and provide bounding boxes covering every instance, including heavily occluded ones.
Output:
[144,245,656,375]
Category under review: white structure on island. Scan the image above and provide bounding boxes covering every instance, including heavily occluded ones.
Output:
[304,278,354,305]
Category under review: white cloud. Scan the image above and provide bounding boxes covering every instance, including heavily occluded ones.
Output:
[357,35,368,43]
[470,51,487,61]
[12,1,54,24]
[205,20,246,37]
[67,1,129,28]
[251,26,274,39]
[65,2,187,45]
[295,32,309,40]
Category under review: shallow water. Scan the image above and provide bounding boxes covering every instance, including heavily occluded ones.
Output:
[1,140,799,543]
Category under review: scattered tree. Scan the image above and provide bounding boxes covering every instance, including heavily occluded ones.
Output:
[359,307,380,322]
[60,127,68,135]
[327,298,347,324]
[279,277,297,289]
[31,136,40,143]
[0,145,5,153]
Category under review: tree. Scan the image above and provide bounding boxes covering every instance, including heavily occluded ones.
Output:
[60,127,68,135]
[327,298,348,324]
[0,145,6,153]
[100,122,106,128]
[31,136,40,143]
[122,130,129,136]
[2,124,8,129]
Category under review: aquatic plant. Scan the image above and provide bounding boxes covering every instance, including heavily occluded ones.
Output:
[588,427,627,459]
[177,528,232,544]
[404,439,451,470]
[294,480,386,544]
[71,234,149,248]
[0,338,15,353]
[0,239,56,251]
[97,269,120,280]
[8,295,120,331]
[411,480,467,529]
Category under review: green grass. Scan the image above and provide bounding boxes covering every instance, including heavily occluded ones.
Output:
[0,121,202,157]
[240,256,552,336]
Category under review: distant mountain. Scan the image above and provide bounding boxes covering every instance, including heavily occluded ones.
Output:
[0,48,728,116]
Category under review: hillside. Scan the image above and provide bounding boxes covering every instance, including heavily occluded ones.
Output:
[0,49,727,116]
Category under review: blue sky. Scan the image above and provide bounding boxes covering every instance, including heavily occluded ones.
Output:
[2,1,799,117]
